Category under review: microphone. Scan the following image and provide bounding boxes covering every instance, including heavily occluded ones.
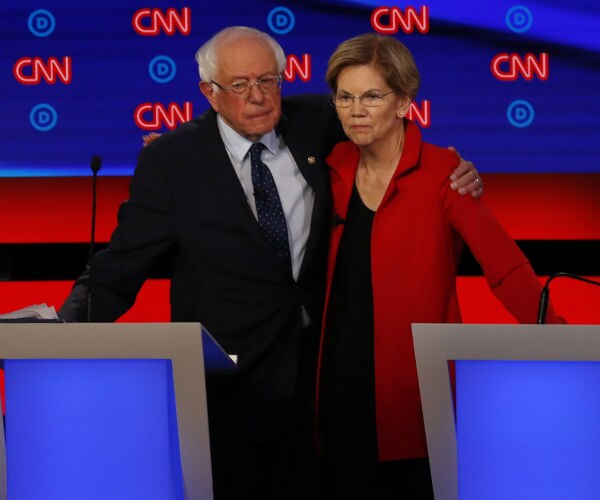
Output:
[333,214,345,227]
[87,155,102,322]
[90,154,101,175]
[537,272,600,324]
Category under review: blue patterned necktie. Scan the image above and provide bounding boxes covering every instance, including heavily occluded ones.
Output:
[249,142,291,266]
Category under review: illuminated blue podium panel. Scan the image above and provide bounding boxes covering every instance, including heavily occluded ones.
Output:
[0,323,232,500]
[4,359,183,500]
[412,324,600,500]
[456,360,600,500]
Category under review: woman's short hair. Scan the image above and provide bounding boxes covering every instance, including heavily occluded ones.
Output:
[195,26,286,82]
[326,33,420,99]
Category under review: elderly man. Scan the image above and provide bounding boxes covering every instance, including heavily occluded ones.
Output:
[60,26,481,500]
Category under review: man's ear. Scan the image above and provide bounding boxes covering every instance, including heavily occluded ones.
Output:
[200,81,219,112]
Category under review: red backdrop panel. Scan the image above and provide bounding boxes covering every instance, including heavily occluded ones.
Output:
[1,174,600,243]
[1,277,596,327]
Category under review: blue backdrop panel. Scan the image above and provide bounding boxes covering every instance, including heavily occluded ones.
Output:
[4,359,184,500]
[1,0,599,176]
[456,360,600,500]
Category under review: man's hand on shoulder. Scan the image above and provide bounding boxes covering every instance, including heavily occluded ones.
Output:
[142,132,162,146]
[448,146,483,198]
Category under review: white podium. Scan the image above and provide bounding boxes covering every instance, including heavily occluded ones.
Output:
[413,323,600,500]
[0,322,233,500]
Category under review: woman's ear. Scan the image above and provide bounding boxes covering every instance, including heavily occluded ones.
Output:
[397,96,411,118]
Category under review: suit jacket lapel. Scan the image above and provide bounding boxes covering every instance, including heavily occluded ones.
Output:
[277,112,329,280]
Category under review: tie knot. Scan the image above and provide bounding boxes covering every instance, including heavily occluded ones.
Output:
[249,142,266,161]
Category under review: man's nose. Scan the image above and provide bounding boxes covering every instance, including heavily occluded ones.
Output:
[248,84,265,103]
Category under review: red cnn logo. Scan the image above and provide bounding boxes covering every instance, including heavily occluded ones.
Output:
[134,102,193,130]
[491,53,549,81]
[284,54,311,82]
[407,100,430,128]
[371,6,430,34]
[13,56,72,85]
[132,7,191,36]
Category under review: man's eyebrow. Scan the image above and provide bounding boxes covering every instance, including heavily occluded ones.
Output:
[227,72,279,81]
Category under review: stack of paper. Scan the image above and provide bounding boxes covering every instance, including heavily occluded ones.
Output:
[0,303,59,321]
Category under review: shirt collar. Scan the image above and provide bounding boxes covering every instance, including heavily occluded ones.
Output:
[216,114,279,162]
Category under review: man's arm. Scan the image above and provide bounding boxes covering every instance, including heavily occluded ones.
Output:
[58,269,91,322]
[59,144,176,322]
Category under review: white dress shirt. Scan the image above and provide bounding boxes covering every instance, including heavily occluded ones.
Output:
[216,115,315,281]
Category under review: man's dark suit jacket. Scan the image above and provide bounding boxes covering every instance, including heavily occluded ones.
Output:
[59,94,343,444]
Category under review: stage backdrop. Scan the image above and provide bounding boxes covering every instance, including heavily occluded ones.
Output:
[0,2,598,326]
[2,0,599,176]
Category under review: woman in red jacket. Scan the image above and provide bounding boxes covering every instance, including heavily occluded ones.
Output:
[316,33,564,500]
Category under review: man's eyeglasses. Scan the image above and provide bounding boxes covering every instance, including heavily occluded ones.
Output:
[332,90,396,108]
[211,75,282,95]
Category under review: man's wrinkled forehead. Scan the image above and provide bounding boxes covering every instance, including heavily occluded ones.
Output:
[215,37,279,80]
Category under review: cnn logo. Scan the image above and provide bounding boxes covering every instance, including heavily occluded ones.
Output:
[13,56,72,85]
[132,8,191,36]
[407,100,430,128]
[284,54,311,82]
[134,102,193,130]
[491,53,549,81]
[371,6,430,34]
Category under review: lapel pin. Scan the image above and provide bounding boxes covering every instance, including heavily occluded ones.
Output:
[307,156,316,165]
